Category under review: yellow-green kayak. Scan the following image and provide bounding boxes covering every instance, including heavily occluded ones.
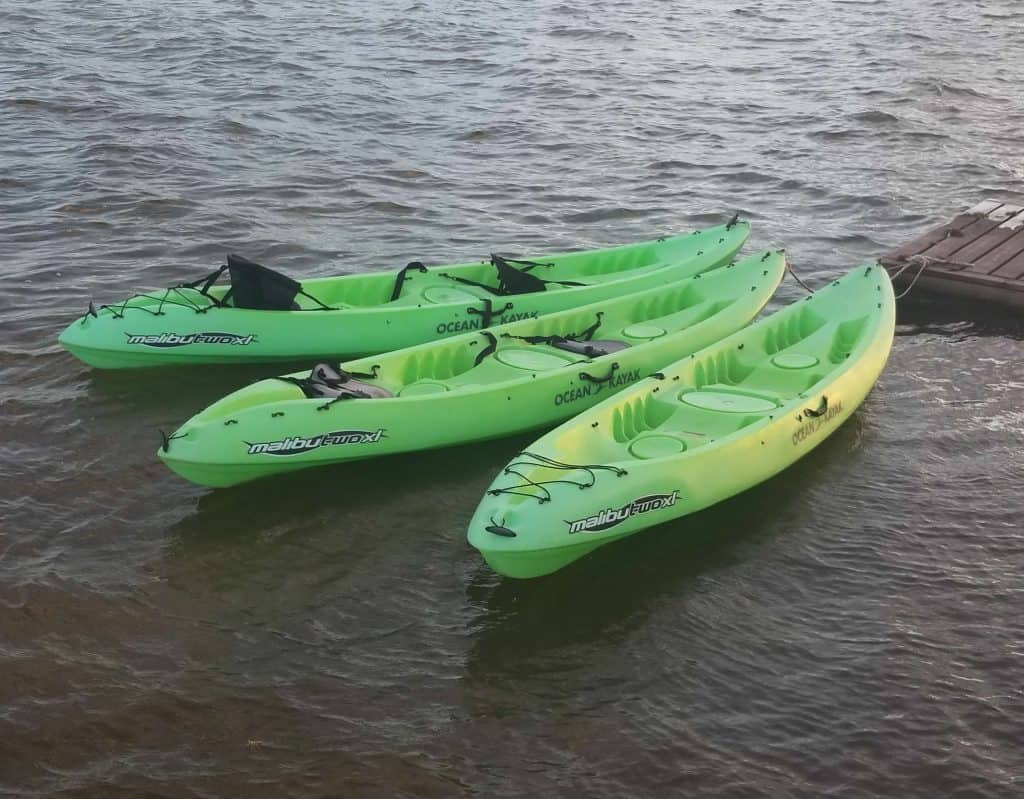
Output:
[468,263,896,578]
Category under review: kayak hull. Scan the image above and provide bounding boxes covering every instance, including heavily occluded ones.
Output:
[468,263,896,578]
[61,223,749,369]
[159,251,787,487]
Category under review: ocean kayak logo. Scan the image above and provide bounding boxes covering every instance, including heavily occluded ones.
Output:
[435,310,538,335]
[246,429,385,456]
[125,332,256,347]
[566,491,679,534]
[554,367,642,406]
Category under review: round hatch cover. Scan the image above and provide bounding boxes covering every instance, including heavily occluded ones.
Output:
[628,434,687,459]
[399,380,451,397]
[622,323,668,340]
[421,285,482,304]
[681,390,777,413]
[494,348,575,371]
[772,353,819,370]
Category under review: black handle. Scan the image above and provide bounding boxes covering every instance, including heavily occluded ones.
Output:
[390,261,429,301]
[485,523,517,538]
[804,395,829,418]
[579,362,620,384]
[474,332,498,366]
[467,298,514,329]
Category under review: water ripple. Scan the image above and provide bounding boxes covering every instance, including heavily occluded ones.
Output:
[1,0,1023,796]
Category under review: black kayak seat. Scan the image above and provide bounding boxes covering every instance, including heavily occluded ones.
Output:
[307,363,393,399]
[550,339,630,357]
[274,363,393,399]
[226,254,303,310]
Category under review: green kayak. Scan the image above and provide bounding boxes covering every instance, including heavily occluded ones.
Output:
[59,221,749,369]
[158,250,787,487]
[468,263,896,579]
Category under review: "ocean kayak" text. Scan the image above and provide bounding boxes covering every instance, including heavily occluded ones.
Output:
[554,367,642,406]
[435,311,538,335]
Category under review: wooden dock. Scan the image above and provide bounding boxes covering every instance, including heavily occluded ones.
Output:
[880,200,1024,310]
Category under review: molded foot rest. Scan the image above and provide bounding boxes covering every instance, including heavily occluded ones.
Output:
[399,380,451,396]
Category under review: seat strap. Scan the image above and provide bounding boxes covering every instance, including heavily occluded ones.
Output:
[390,261,428,301]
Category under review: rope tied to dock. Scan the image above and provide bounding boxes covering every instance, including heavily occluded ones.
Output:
[889,256,934,300]
[786,260,816,294]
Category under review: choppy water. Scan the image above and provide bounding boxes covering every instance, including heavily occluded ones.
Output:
[2,1,1024,796]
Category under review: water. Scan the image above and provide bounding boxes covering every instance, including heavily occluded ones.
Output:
[2,1,1023,795]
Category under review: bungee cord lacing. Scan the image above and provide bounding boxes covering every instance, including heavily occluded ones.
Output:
[486,451,628,504]
[500,311,604,347]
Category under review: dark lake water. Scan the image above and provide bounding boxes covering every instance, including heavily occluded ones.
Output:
[2,1,1023,796]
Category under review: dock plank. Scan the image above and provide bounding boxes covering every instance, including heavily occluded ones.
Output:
[988,245,1024,281]
[883,207,998,263]
[920,215,1005,261]
[1000,210,1024,231]
[944,225,1020,266]
[973,230,1024,274]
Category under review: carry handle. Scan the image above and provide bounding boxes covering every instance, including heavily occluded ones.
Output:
[467,298,514,329]
[579,362,620,385]
[804,395,829,418]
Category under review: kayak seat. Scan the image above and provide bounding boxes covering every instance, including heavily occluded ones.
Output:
[279,363,393,400]
[550,338,629,357]
[437,256,589,298]
[308,375,393,400]
[223,254,332,311]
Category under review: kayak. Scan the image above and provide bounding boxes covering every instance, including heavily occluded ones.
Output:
[468,263,896,579]
[157,249,787,487]
[58,220,749,369]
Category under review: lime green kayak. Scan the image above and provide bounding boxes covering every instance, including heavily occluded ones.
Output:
[158,249,786,487]
[59,221,749,369]
[468,263,896,579]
